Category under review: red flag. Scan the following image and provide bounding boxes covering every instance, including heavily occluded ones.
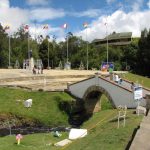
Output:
[83,22,88,28]
[24,24,29,31]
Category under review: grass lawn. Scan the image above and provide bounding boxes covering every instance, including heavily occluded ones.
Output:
[0,72,149,149]
[0,109,142,150]
[64,110,143,150]
[121,73,150,89]
[0,87,72,126]
[0,132,68,150]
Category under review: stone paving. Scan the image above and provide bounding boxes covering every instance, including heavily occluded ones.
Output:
[129,111,150,150]
[0,69,98,91]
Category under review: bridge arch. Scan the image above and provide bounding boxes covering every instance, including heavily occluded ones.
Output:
[83,85,115,114]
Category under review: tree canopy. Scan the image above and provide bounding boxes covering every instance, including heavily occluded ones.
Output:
[0,25,149,77]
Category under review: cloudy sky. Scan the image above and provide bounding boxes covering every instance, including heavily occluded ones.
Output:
[0,0,150,42]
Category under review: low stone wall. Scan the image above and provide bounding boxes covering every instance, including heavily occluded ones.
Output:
[145,94,150,109]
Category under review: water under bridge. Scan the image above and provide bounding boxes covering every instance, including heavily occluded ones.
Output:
[67,73,150,114]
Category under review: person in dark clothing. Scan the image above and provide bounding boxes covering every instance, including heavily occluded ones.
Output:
[32,66,36,74]
[131,82,135,90]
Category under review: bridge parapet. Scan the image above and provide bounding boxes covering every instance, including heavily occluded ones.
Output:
[67,75,148,110]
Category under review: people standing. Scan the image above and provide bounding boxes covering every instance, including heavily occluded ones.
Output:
[115,74,119,83]
[32,65,36,74]
[131,82,135,91]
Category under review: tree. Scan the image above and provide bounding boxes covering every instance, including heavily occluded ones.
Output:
[39,39,49,68]
[121,40,138,71]
[0,24,8,67]
[137,28,150,76]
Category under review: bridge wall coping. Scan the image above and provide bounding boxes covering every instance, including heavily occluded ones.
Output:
[68,76,137,108]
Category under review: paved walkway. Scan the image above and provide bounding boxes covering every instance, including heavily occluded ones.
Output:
[130,111,150,150]
[0,69,99,91]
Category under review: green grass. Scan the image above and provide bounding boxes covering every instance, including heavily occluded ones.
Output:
[0,132,68,150]
[0,87,72,126]
[0,110,142,150]
[65,110,142,150]
[0,72,149,149]
[101,94,113,110]
[121,73,150,89]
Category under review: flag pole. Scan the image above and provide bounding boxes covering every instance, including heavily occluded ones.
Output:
[52,35,56,69]
[28,31,30,60]
[8,35,11,67]
[106,24,108,64]
[48,37,50,69]
[67,27,68,63]
[34,20,37,41]
[105,20,109,64]
[86,27,88,70]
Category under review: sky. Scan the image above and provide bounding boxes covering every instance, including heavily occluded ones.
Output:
[0,0,150,42]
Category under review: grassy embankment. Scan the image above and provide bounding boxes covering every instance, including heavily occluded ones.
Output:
[0,72,149,150]
[121,73,150,88]
[0,88,72,126]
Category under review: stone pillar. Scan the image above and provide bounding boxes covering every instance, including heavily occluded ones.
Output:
[145,94,150,110]
[29,57,34,71]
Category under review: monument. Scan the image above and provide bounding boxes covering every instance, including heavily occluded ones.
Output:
[64,61,71,70]
[79,61,85,70]
[29,50,34,70]
[23,50,35,71]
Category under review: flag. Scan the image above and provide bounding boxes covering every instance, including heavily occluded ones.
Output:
[62,23,67,29]
[67,32,73,37]
[46,35,50,39]
[43,24,49,29]
[104,22,108,26]
[4,25,10,30]
[40,35,43,38]
[83,22,88,28]
[53,35,56,40]
[24,24,29,31]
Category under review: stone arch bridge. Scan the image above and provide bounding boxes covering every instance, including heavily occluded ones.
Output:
[67,74,150,114]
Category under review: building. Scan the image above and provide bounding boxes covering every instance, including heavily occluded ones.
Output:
[92,32,132,46]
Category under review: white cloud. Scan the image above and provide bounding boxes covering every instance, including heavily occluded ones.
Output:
[30,8,65,22]
[106,0,116,4]
[132,0,144,11]
[147,0,150,8]
[0,0,29,34]
[0,0,9,8]
[76,10,150,42]
[1,0,150,43]
[28,23,65,42]
[0,0,65,40]
[71,9,101,18]
[26,0,49,6]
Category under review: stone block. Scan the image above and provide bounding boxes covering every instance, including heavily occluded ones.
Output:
[145,94,150,109]
[136,106,146,115]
